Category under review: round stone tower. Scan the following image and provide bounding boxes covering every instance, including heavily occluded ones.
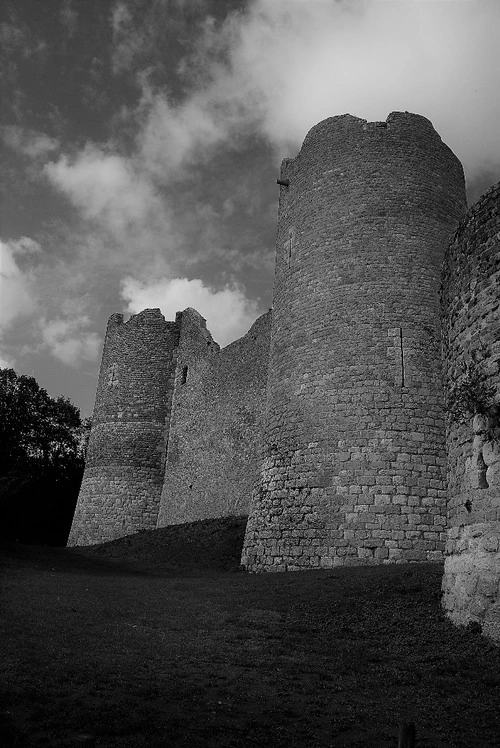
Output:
[67,309,179,546]
[441,182,500,641]
[242,112,466,571]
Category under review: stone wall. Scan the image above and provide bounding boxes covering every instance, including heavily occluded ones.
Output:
[441,182,500,641]
[67,309,179,546]
[242,112,467,571]
[157,310,271,526]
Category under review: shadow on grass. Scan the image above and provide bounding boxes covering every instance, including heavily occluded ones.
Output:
[1,517,500,747]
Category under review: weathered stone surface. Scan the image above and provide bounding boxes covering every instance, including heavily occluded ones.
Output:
[68,308,270,545]
[68,309,179,546]
[242,112,466,571]
[441,182,500,640]
[157,311,270,526]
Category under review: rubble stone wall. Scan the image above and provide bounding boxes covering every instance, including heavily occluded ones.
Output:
[242,112,467,571]
[441,182,500,641]
[157,311,271,526]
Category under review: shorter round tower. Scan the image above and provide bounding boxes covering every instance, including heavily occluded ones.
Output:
[67,309,179,546]
[441,182,500,641]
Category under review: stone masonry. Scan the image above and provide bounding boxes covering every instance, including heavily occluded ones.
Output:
[68,309,179,546]
[68,111,500,641]
[68,307,270,545]
[241,112,466,571]
[441,183,500,640]
[157,310,271,527]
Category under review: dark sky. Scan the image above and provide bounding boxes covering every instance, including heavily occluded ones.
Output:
[1,0,499,415]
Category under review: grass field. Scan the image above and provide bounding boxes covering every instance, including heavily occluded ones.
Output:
[1,517,500,748]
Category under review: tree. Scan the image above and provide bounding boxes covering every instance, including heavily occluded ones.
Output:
[0,368,90,545]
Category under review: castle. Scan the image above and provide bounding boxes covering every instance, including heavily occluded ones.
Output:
[68,112,500,641]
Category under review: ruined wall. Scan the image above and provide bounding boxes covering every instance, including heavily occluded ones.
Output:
[441,182,500,641]
[157,311,271,526]
[242,112,467,571]
[67,309,179,546]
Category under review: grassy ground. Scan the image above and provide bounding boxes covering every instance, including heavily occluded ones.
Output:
[1,516,500,748]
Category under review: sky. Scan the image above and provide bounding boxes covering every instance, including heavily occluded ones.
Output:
[1,0,500,417]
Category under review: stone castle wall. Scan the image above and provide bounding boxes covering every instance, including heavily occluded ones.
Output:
[441,182,500,640]
[242,112,467,571]
[68,307,271,545]
[67,111,500,643]
[157,311,271,526]
[68,309,179,546]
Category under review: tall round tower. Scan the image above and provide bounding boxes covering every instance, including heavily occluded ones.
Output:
[242,112,466,571]
[67,309,179,546]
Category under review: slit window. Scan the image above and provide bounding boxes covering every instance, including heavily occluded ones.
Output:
[287,227,296,267]
[181,365,188,384]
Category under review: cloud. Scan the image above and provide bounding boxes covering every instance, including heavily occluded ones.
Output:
[0,352,14,369]
[0,236,35,377]
[4,236,42,256]
[2,125,60,159]
[39,315,101,367]
[110,0,209,75]
[137,86,235,177]
[43,0,500,302]
[0,236,101,369]
[131,0,500,179]
[0,238,38,332]
[121,275,259,346]
[44,146,167,240]
[0,18,46,58]
[60,0,78,38]
[111,1,141,74]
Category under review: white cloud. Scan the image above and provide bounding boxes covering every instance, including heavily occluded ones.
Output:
[121,275,259,346]
[133,0,500,178]
[43,0,500,310]
[0,351,15,369]
[6,236,42,255]
[2,125,60,159]
[44,146,166,239]
[60,0,78,38]
[137,87,233,177]
[111,1,140,73]
[0,237,101,369]
[0,238,38,331]
[110,0,210,75]
[39,315,101,367]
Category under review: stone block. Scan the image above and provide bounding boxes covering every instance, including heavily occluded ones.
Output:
[476,576,499,598]
[469,597,489,618]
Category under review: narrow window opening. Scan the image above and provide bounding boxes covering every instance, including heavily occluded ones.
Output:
[399,327,405,387]
[478,453,489,489]
[469,415,490,489]
[181,365,188,384]
[287,227,295,268]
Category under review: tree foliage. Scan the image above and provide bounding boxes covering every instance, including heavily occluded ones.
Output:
[0,368,90,545]
[445,346,500,438]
